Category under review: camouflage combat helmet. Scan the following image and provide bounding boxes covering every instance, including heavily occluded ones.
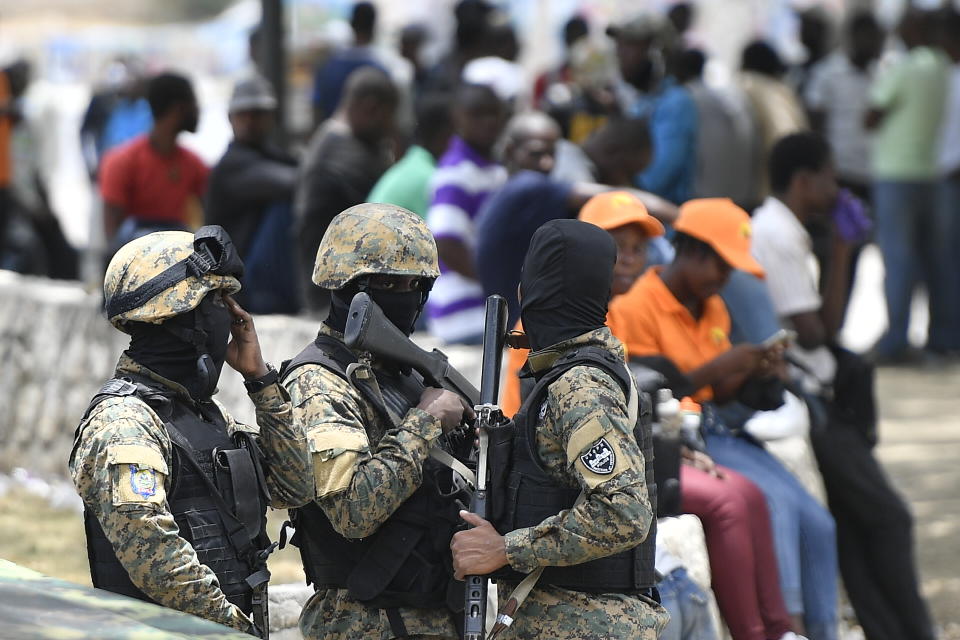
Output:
[312,202,440,289]
[104,228,242,332]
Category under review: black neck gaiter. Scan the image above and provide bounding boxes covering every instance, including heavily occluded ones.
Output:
[520,219,616,352]
[126,295,232,400]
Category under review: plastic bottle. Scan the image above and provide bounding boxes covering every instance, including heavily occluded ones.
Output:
[679,397,702,441]
[656,389,681,435]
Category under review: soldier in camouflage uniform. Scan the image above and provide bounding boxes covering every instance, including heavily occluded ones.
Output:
[70,227,312,635]
[281,203,471,640]
[451,219,670,639]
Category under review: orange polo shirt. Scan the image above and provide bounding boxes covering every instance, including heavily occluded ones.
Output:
[501,267,734,413]
[607,267,731,402]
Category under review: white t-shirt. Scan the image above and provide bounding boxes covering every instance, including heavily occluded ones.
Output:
[752,197,836,389]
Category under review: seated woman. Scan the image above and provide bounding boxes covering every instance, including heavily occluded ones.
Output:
[503,192,803,640]
[610,198,837,640]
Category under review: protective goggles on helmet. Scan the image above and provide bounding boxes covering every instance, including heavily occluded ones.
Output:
[106,225,244,320]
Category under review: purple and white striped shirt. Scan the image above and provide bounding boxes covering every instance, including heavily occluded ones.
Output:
[425,136,507,343]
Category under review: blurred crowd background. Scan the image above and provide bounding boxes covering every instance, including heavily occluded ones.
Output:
[1,2,960,639]
[0,0,958,361]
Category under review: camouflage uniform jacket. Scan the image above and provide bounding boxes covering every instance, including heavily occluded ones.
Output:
[283,324,457,640]
[70,354,312,632]
[500,327,669,639]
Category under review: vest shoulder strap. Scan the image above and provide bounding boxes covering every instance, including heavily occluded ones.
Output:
[520,346,635,473]
[279,334,356,383]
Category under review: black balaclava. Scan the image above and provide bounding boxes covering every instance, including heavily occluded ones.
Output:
[326,279,428,337]
[127,293,232,400]
[520,219,616,352]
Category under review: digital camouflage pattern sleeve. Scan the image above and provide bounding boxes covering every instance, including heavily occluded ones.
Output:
[283,360,458,640]
[283,362,442,537]
[217,380,313,509]
[69,396,251,632]
[503,363,653,573]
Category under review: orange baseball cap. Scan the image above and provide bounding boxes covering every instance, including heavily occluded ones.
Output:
[673,198,765,278]
[578,191,665,238]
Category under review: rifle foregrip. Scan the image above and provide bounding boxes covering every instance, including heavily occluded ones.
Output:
[464,488,489,640]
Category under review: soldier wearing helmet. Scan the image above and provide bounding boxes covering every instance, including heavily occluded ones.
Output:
[69,226,312,636]
[280,203,472,640]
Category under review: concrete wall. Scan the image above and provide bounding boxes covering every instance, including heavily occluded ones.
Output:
[0,271,483,477]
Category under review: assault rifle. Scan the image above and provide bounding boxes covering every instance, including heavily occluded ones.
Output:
[344,292,480,405]
[463,295,508,640]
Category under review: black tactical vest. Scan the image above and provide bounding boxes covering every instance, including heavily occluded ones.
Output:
[77,377,273,614]
[491,346,658,593]
[280,335,470,612]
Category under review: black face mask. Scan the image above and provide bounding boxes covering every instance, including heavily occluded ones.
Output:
[326,282,426,337]
[520,219,616,353]
[368,289,424,336]
[127,294,232,400]
[193,294,232,396]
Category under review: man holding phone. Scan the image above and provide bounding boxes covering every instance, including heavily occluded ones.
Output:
[753,132,934,640]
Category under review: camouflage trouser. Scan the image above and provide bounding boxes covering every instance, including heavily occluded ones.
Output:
[497,584,670,639]
[298,589,458,640]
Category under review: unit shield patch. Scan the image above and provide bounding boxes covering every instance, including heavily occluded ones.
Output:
[580,437,616,475]
[129,464,158,499]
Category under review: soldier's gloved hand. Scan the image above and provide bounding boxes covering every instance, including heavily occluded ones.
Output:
[417,388,475,433]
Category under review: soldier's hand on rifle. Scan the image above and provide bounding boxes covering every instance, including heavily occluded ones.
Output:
[224,294,270,380]
[451,511,508,580]
[417,388,475,433]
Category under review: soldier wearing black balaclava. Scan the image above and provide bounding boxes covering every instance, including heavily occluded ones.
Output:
[450,219,669,639]
[70,227,312,636]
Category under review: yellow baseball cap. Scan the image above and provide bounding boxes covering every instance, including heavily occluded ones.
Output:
[674,198,764,278]
[578,191,665,237]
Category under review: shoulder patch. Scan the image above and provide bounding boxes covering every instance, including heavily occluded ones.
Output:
[129,465,158,498]
[538,400,548,421]
[580,437,616,475]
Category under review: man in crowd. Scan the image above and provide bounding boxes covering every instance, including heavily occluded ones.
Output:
[865,8,950,362]
[610,14,697,205]
[676,48,760,209]
[0,60,30,260]
[206,75,298,314]
[71,227,312,634]
[425,83,506,343]
[475,111,677,327]
[532,15,589,108]
[80,59,152,182]
[295,67,398,315]
[451,218,669,639]
[805,11,884,201]
[367,93,453,218]
[753,132,935,640]
[935,8,960,357]
[312,1,385,127]
[739,41,809,201]
[281,203,471,640]
[98,72,208,255]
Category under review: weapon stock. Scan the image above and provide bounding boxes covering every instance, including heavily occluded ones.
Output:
[464,295,508,640]
[344,292,479,405]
